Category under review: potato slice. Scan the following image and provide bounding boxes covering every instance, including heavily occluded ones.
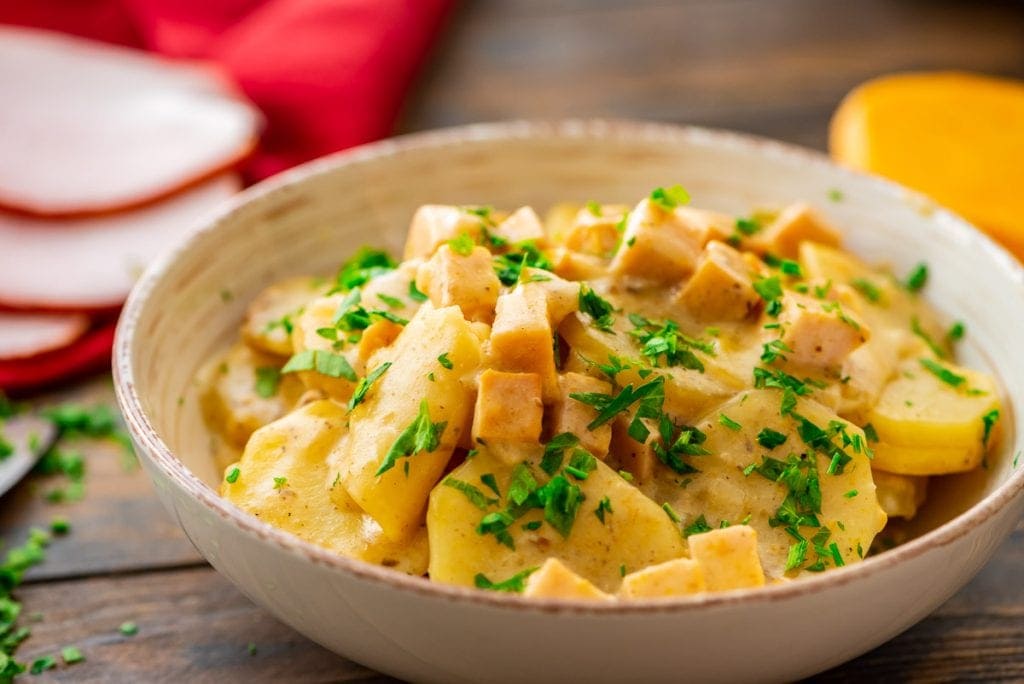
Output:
[871,441,985,476]
[868,357,999,459]
[648,390,886,579]
[289,263,422,400]
[221,400,427,574]
[559,312,738,424]
[199,341,304,447]
[242,276,327,357]
[427,448,685,593]
[332,303,482,541]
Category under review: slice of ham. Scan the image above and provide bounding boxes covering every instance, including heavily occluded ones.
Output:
[0,174,240,311]
[0,26,260,216]
[0,311,89,360]
[0,320,115,393]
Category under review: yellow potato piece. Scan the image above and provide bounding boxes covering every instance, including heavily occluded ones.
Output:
[242,276,327,357]
[619,557,706,599]
[872,441,984,477]
[199,341,304,448]
[333,303,482,541]
[523,558,613,601]
[559,312,738,424]
[221,400,427,574]
[687,525,765,592]
[648,390,886,579]
[427,448,685,593]
[830,71,1024,261]
[868,358,999,452]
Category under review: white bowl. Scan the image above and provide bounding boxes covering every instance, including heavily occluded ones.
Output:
[114,120,1024,683]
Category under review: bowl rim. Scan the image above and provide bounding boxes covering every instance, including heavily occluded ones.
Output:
[114,118,1024,615]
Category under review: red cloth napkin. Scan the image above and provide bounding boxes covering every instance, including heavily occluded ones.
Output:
[0,0,453,391]
[0,0,455,181]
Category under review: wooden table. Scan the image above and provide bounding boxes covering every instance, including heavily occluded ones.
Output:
[6,1,1024,680]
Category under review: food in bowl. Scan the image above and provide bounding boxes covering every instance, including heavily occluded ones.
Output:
[198,186,1001,600]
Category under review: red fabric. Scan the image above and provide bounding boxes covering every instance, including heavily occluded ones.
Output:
[0,321,116,394]
[0,0,453,390]
[0,0,455,180]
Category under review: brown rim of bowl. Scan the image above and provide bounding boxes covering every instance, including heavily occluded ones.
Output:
[114,118,1024,615]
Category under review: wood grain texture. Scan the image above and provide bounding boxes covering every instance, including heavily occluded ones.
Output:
[4,0,1024,680]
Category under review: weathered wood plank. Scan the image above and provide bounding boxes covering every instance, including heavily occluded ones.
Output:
[9,522,1024,682]
[0,382,202,580]
[402,0,1024,150]
[14,567,392,683]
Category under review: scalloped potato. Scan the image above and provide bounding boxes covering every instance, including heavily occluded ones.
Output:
[201,188,1001,600]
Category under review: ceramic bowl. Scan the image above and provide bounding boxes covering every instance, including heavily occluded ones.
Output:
[114,120,1024,684]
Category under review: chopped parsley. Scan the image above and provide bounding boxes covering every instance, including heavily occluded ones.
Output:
[281,349,357,381]
[919,358,965,388]
[225,467,240,484]
[756,428,788,449]
[60,646,84,665]
[447,232,476,256]
[947,321,966,343]
[629,314,714,372]
[649,184,691,211]
[586,200,602,216]
[570,377,665,432]
[508,463,538,506]
[862,423,879,443]
[662,502,682,524]
[474,567,538,593]
[254,366,282,399]
[493,241,553,285]
[273,476,288,490]
[718,414,742,431]
[443,477,497,510]
[760,339,791,364]
[540,433,579,476]
[753,276,783,303]
[595,496,614,523]
[844,489,859,498]
[652,419,709,474]
[437,353,454,370]
[982,409,1000,447]
[904,262,929,292]
[377,292,404,309]
[376,401,447,476]
[119,622,138,637]
[332,247,396,293]
[850,278,882,303]
[564,449,597,480]
[348,362,392,411]
[408,280,428,302]
[578,286,615,331]
[780,260,803,278]
[480,473,501,498]
[734,217,761,236]
[683,514,712,537]
[539,475,584,538]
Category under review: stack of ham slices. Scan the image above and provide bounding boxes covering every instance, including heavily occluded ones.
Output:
[0,27,260,393]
